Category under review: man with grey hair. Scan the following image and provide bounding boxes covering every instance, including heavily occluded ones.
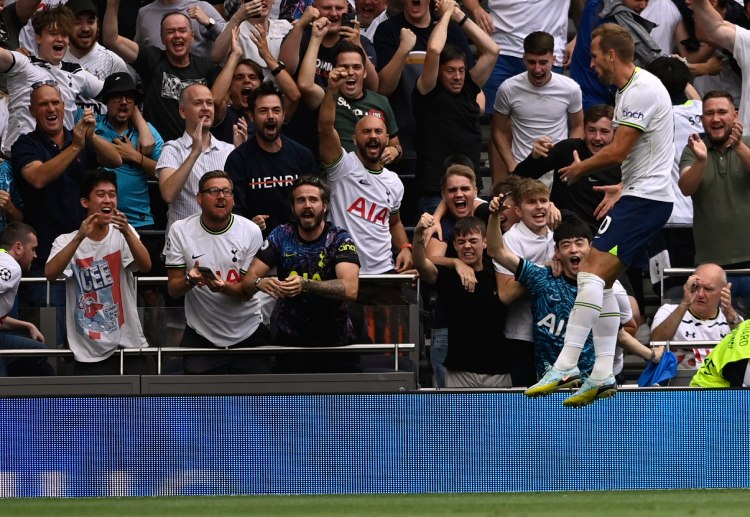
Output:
[651,263,743,369]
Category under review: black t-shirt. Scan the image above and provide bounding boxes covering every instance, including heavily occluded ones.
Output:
[514,138,621,231]
[133,45,220,141]
[434,260,509,375]
[224,135,318,235]
[374,14,473,158]
[412,76,482,194]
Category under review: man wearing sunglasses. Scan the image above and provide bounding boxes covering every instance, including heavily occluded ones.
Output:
[165,170,271,375]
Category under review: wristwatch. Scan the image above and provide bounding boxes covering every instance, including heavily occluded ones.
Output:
[271,61,286,77]
[185,274,197,286]
[206,17,216,29]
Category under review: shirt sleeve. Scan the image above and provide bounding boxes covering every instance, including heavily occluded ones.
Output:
[254,228,281,268]
[332,230,361,266]
[47,233,75,278]
[514,258,546,296]
[155,140,185,176]
[567,80,583,114]
[616,74,655,131]
[651,303,678,334]
[147,123,165,160]
[164,223,186,268]
[121,225,138,271]
[493,81,511,115]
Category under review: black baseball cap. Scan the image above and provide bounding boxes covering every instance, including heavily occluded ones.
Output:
[65,0,98,17]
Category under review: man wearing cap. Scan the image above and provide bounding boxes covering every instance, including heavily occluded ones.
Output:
[94,72,163,230]
[64,0,132,83]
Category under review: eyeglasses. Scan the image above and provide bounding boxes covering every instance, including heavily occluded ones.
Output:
[200,187,234,197]
[31,79,59,90]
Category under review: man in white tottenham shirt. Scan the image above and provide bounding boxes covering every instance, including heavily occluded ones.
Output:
[165,170,270,374]
[63,0,131,83]
[0,222,53,376]
[45,169,153,375]
[528,23,674,407]
[318,64,411,275]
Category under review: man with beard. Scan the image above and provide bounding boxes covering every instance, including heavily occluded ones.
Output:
[45,169,153,374]
[679,90,750,309]
[298,28,400,160]
[224,82,316,236]
[243,176,361,373]
[165,170,271,375]
[514,104,622,232]
[63,0,130,84]
[491,30,583,182]
[527,24,673,407]
[319,65,411,275]
[103,0,220,141]
[210,24,300,145]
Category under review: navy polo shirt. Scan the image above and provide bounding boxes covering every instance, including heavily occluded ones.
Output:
[11,128,90,261]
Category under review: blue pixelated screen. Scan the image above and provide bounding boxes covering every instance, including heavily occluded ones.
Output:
[0,390,748,497]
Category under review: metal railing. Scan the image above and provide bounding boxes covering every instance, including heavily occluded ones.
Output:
[7,274,422,380]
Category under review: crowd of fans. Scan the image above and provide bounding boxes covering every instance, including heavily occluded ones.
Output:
[0,0,749,389]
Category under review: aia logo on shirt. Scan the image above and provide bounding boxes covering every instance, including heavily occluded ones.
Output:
[347,197,388,225]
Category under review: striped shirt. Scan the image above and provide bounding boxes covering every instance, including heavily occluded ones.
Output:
[155,132,235,235]
[65,43,132,82]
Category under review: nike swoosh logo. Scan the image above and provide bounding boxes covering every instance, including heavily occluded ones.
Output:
[588,177,600,183]
[358,179,370,185]
[192,253,205,259]
[550,295,561,301]
[284,252,296,257]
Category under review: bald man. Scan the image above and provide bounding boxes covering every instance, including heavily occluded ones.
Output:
[318,65,411,275]
[651,263,744,369]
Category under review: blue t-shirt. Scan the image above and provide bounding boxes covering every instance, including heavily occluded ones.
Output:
[93,113,164,227]
[516,258,595,375]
